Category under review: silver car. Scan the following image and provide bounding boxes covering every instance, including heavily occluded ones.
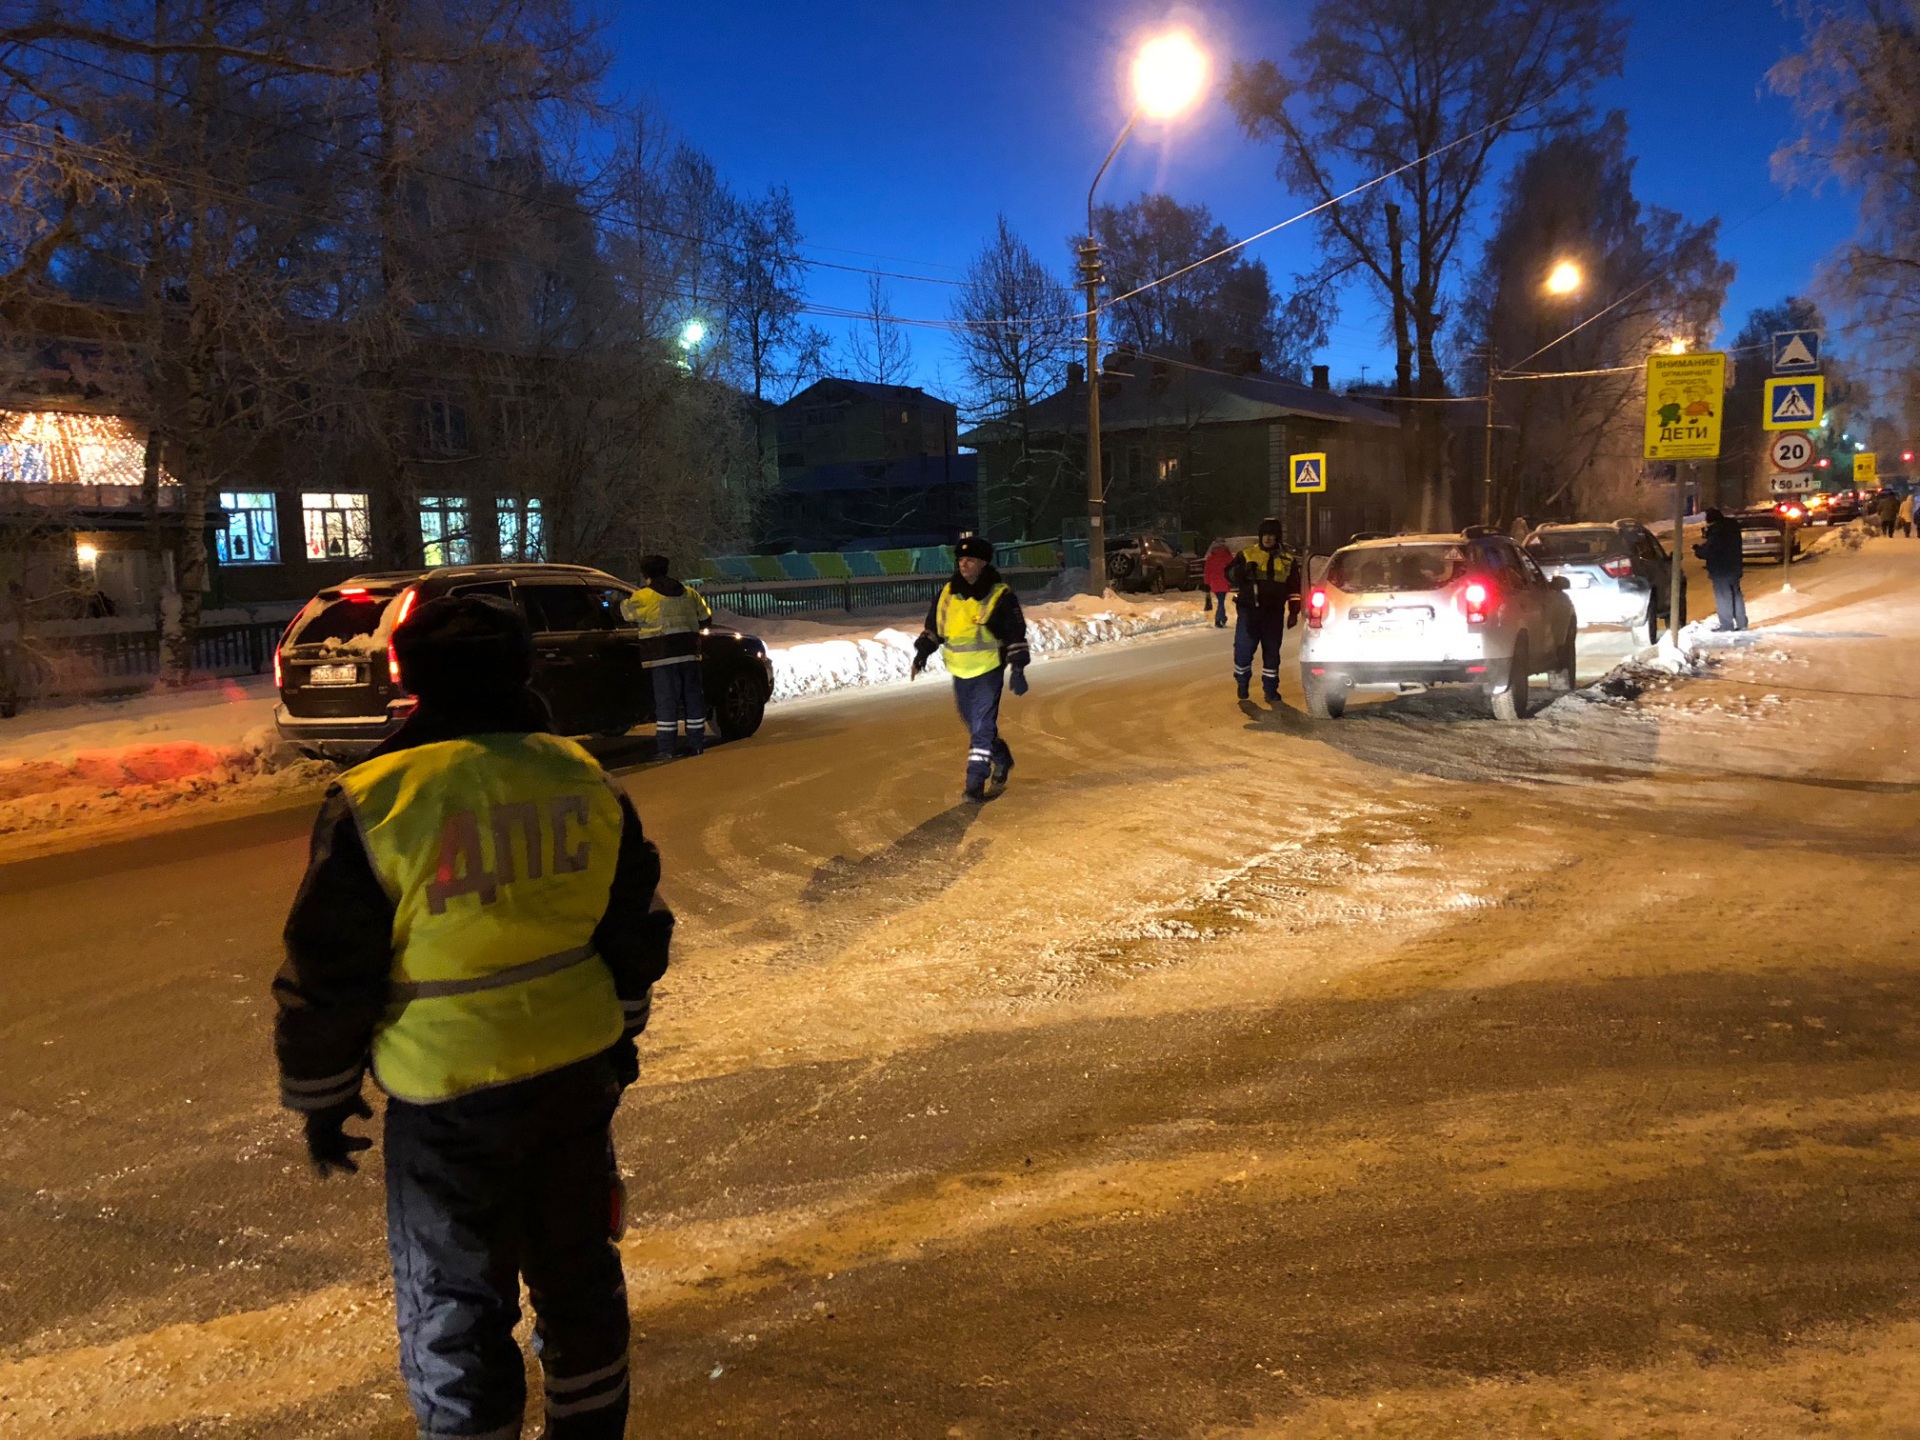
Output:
[1299,533,1579,721]
[1523,521,1680,644]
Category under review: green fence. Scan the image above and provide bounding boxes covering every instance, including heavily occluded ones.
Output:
[693,567,1061,620]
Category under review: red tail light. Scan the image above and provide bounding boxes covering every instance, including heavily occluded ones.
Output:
[1464,580,1492,624]
[272,647,282,690]
[388,639,404,689]
[1306,588,1328,629]
[1602,557,1634,579]
[393,585,419,628]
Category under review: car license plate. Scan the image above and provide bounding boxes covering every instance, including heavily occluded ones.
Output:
[308,662,359,686]
[1358,612,1427,635]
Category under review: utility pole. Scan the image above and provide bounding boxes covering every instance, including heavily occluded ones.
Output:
[1078,236,1108,594]
[1669,462,1691,641]
[1481,347,1497,528]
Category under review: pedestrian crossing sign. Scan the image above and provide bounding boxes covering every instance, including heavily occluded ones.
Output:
[1763,375,1824,431]
[1289,452,1327,494]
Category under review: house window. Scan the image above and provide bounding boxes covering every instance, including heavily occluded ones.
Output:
[215,491,279,565]
[1158,457,1181,482]
[419,495,472,566]
[301,492,371,561]
[496,497,545,562]
[417,398,468,455]
[493,394,530,451]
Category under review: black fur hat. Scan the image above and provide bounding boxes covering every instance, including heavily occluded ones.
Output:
[391,593,534,702]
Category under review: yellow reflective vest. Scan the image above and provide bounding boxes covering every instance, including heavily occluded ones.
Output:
[621,583,712,667]
[339,732,626,1103]
[935,581,1010,679]
[1234,544,1295,611]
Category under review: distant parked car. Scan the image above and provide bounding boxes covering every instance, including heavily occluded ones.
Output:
[1300,531,1578,722]
[1105,533,1203,593]
[1524,520,1683,644]
[274,563,774,759]
[1736,507,1801,565]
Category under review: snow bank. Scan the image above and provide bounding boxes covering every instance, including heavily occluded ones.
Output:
[0,725,331,844]
[756,591,1209,702]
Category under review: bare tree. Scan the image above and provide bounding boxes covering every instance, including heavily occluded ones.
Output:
[1771,1,1920,397]
[951,215,1076,539]
[1227,0,1625,525]
[722,185,810,402]
[1458,114,1731,522]
[844,274,913,386]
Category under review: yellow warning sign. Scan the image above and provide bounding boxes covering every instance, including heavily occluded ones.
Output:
[1855,451,1877,486]
[1643,352,1726,460]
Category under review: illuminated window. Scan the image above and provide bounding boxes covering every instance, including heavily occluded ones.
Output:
[496,497,545,561]
[216,491,279,565]
[419,496,471,566]
[302,492,371,561]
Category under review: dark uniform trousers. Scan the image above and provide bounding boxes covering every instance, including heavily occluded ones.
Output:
[953,667,1012,788]
[385,1056,630,1440]
[1233,604,1287,699]
[650,662,706,757]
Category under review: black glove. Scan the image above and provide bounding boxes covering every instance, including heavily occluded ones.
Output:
[610,1033,640,1091]
[910,652,927,679]
[1286,596,1302,630]
[1009,666,1029,696]
[304,1093,373,1177]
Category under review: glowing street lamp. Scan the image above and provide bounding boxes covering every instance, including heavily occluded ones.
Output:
[1131,31,1208,120]
[1081,29,1210,594]
[1544,260,1582,296]
[679,319,707,351]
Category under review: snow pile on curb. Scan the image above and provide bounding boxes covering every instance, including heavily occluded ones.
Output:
[1806,520,1867,556]
[759,592,1209,703]
[0,725,332,842]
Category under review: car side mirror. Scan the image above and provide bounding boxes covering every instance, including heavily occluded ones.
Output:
[1551,576,1571,591]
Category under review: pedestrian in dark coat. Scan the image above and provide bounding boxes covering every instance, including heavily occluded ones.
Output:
[1693,508,1747,632]
[275,594,672,1440]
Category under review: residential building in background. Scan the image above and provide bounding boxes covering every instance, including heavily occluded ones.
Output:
[760,378,978,552]
[965,348,1404,551]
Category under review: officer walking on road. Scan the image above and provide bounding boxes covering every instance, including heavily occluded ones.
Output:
[622,555,713,759]
[911,535,1031,801]
[274,594,672,1440]
[1226,518,1298,703]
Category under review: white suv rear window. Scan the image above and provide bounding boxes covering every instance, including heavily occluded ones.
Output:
[1326,545,1468,593]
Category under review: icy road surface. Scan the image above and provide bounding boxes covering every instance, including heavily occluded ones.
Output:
[3,537,1920,1436]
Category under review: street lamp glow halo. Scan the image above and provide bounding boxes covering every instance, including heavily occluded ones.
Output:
[680,319,707,349]
[1132,30,1208,119]
[1544,260,1582,296]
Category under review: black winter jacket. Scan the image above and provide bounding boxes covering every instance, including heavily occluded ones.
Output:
[913,565,1031,671]
[272,688,673,1111]
[1694,516,1744,580]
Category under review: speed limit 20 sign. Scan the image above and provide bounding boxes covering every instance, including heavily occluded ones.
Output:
[1769,430,1815,472]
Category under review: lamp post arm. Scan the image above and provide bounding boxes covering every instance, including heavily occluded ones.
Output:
[1087,110,1140,241]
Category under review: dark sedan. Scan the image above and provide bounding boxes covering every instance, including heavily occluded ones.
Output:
[273,563,774,759]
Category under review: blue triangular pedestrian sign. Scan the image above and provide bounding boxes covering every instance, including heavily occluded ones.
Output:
[1772,385,1814,422]
[1289,453,1327,493]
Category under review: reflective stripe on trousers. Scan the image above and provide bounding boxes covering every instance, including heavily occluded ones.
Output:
[1233,607,1286,693]
[953,668,1011,786]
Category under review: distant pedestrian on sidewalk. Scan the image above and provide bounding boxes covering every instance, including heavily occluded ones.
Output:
[912,534,1031,802]
[1898,493,1914,538]
[622,555,712,759]
[1694,508,1747,633]
[1876,490,1900,536]
[1202,538,1233,628]
[275,594,672,1440]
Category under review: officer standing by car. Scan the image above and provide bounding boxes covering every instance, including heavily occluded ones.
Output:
[621,554,713,759]
[274,594,672,1440]
[912,534,1031,801]
[1226,518,1298,702]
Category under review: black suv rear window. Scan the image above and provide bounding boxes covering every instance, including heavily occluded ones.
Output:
[1526,529,1620,560]
[289,590,404,650]
[1326,544,1468,592]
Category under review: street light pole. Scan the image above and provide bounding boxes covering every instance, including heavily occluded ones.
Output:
[1481,346,1497,528]
[1081,113,1137,597]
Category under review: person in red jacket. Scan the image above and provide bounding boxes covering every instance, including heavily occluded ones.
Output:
[1202,539,1233,628]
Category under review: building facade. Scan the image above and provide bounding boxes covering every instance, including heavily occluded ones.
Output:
[761,378,977,551]
[964,351,1405,552]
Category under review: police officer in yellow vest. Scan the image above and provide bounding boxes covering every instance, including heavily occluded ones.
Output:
[274,594,671,1440]
[620,554,713,759]
[910,534,1031,801]
[1225,517,1299,703]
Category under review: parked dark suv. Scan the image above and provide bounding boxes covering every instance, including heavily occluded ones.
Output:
[274,563,774,759]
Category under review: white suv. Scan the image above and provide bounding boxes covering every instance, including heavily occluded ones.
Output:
[1299,533,1578,721]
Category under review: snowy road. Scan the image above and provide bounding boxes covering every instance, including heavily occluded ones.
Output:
[5,537,1920,1436]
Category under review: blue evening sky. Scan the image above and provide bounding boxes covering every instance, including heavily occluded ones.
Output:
[602,0,1851,397]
